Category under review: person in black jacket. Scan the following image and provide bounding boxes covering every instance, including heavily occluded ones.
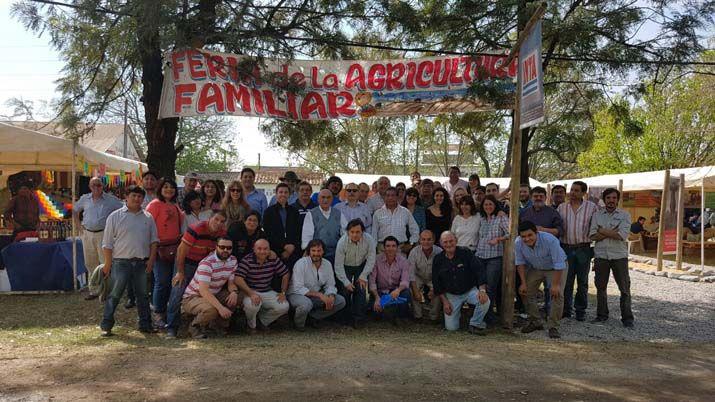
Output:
[262,183,302,270]
[432,231,490,334]
[227,211,267,261]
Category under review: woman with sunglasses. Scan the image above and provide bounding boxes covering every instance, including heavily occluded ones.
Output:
[401,187,426,233]
[200,179,223,212]
[221,180,251,227]
[426,187,452,244]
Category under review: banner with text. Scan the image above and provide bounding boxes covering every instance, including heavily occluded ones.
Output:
[158,49,518,120]
[518,20,545,129]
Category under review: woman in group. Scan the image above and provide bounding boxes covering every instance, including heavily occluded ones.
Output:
[475,195,510,323]
[182,190,212,226]
[227,211,268,261]
[426,187,453,244]
[201,179,223,212]
[451,196,481,252]
[221,180,250,227]
[395,182,407,205]
[145,177,186,328]
[452,187,469,210]
[401,187,426,233]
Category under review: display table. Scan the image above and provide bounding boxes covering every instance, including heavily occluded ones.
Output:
[1,240,86,291]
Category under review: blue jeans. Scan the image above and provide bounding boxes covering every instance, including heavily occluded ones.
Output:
[339,264,368,322]
[166,261,198,330]
[152,259,175,314]
[101,259,151,331]
[563,246,593,317]
[478,256,502,323]
[543,276,552,314]
[443,287,490,331]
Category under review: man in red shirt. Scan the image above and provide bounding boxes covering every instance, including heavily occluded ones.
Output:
[166,211,227,338]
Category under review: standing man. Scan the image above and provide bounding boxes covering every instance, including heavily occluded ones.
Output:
[419,179,434,208]
[263,183,302,269]
[288,239,346,330]
[519,186,564,316]
[177,172,199,209]
[590,188,634,328]
[371,187,420,255]
[241,167,267,216]
[99,186,159,337]
[235,239,290,333]
[485,182,509,214]
[180,237,239,339]
[518,183,532,213]
[515,221,568,339]
[165,211,228,338]
[74,177,123,300]
[336,182,372,233]
[141,171,159,208]
[369,236,412,324]
[269,171,300,206]
[4,183,40,239]
[311,176,343,206]
[301,190,347,264]
[292,181,317,239]
[443,166,469,197]
[367,176,390,213]
[550,185,567,209]
[408,230,443,322]
[334,219,376,328]
[410,171,422,189]
[558,181,598,321]
[357,182,371,203]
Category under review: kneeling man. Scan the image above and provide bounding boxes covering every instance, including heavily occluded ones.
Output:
[235,239,290,332]
[288,239,346,330]
[432,231,490,334]
[181,237,239,339]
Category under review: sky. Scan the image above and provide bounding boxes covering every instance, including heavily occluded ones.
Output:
[0,0,290,167]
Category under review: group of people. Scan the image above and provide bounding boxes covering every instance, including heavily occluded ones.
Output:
[74,165,634,340]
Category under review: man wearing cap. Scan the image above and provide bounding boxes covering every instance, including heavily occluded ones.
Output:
[177,172,200,209]
[311,176,343,207]
[269,171,300,206]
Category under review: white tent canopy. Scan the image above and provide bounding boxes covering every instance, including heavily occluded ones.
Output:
[547,166,715,192]
[0,122,146,174]
[335,173,545,189]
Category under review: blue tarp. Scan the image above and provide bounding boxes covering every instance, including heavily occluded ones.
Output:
[1,240,86,291]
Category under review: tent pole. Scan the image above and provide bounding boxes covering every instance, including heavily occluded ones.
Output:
[675,174,685,271]
[71,139,78,291]
[656,169,669,271]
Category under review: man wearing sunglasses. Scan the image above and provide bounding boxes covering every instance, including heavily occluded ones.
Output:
[335,183,372,234]
[180,237,240,339]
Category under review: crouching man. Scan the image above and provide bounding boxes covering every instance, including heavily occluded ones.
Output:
[432,231,490,334]
[180,237,239,339]
[288,240,346,330]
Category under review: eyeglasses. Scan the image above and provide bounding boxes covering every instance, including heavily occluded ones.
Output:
[229,188,240,193]
[346,189,358,193]
[217,245,233,251]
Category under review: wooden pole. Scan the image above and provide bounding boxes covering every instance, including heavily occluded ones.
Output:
[617,179,624,209]
[71,140,78,291]
[546,183,552,206]
[675,174,685,271]
[701,176,706,275]
[656,169,670,271]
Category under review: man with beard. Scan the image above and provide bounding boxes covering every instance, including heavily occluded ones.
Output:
[180,237,240,339]
[288,239,346,330]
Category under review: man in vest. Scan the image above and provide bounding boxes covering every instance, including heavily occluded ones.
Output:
[301,189,347,265]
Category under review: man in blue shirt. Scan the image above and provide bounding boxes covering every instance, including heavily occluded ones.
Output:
[515,220,567,339]
[241,167,267,216]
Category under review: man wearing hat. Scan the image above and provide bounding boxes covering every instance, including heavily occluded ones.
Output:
[269,171,300,206]
[311,176,343,207]
[177,172,200,210]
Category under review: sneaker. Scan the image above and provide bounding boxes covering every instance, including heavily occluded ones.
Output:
[548,328,561,339]
[518,313,528,319]
[152,312,167,329]
[575,315,586,322]
[124,300,136,309]
[520,322,544,334]
[100,329,113,337]
[139,327,158,334]
[590,317,608,324]
[189,325,207,339]
[468,326,486,336]
[623,321,634,329]
[165,328,177,338]
[84,293,99,301]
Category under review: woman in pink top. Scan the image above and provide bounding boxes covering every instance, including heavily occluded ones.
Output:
[146,177,186,326]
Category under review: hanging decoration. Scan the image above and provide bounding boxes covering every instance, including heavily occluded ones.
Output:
[35,190,70,219]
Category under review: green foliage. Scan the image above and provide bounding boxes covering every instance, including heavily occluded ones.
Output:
[174,116,240,174]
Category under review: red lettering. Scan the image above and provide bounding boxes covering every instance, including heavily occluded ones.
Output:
[300,92,327,119]
[449,58,463,85]
[263,90,288,118]
[223,82,251,113]
[188,50,206,80]
[226,57,239,82]
[416,61,433,87]
[474,56,488,80]
[196,83,224,113]
[174,83,196,114]
[251,88,264,114]
[367,63,386,90]
[432,59,450,86]
[311,66,322,89]
[345,64,365,90]
[508,58,517,78]
[386,63,405,90]
[327,92,355,118]
[290,72,307,89]
[287,93,299,119]
[206,55,227,80]
[323,73,339,89]
[462,56,474,83]
[405,62,417,89]
[171,51,187,80]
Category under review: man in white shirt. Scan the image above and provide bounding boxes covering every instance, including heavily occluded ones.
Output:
[301,189,347,264]
[443,166,469,196]
[371,187,419,255]
[288,239,346,330]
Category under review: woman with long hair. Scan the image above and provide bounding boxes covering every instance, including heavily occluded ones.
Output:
[426,187,453,244]
[475,195,510,323]
[451,195,481,252]
[200,179,223,212]
[401,187,426,233]
[221,180,250,227]
[182,190,212,226]
[145,177,186,328]
[452,187,469,210]
[227,211,271,261]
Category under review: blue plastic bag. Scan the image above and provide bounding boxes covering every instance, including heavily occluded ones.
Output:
[380,294,408,308]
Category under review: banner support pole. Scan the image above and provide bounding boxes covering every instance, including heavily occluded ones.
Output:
[656,169,670,271]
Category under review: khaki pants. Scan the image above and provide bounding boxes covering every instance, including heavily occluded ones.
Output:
[411,276,441,320]
[81,229,104,276]
[525,268,567,330]
[181,289,233,329]
[242,290,289,329]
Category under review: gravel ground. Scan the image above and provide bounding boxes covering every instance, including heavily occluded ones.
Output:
[522,269,715,342]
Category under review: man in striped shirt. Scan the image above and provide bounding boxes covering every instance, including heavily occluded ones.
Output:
[371,187,420,255]
[181,237,239,339]
[557,181,598,321]
[235,239,290,332]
